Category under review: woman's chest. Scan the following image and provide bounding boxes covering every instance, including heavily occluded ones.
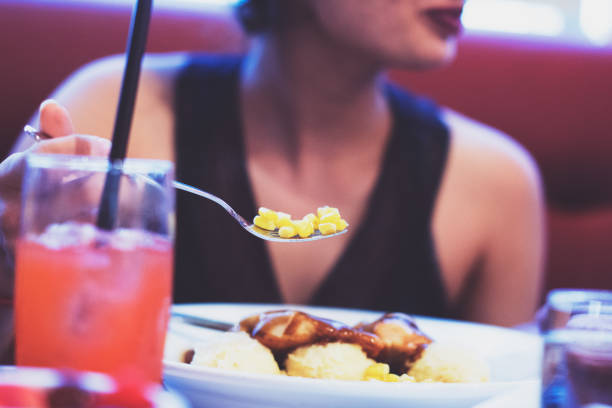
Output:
[266,237,351,304]
[247,161,375,303]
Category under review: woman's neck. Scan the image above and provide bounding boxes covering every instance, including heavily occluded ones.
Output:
[241,29,392,164]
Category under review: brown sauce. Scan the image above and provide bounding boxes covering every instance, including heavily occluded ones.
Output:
[238,310,433,374]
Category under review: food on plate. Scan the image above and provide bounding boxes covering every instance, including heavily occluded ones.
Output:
[407,342,490,383]
[176,309,489,383]
[285,343,375,381]
[238,310,386,359]
[356,312,433,374]
[253,206,348,238]
[189,331,281,375]
[363,363,415,382]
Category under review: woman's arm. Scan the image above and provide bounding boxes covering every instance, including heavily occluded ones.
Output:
[434,110,546,326]
[458,139,545,326]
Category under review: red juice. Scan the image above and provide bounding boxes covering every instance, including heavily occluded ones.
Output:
[15,223,173,382]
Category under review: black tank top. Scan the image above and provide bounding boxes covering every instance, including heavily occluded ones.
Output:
[173,55,451,318]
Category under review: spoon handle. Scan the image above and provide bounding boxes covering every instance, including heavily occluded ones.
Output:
[171,311,234,332]
[172,181,250,228]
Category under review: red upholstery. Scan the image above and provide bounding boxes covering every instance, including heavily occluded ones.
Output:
[1,0,611,296]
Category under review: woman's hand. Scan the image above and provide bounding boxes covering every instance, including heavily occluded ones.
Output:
[0,100,110,299]
[0,100,111,363]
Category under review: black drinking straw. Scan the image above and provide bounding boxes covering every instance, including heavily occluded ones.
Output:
[96,0,153,230]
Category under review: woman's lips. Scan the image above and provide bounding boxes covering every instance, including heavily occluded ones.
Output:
[424,8,464,38]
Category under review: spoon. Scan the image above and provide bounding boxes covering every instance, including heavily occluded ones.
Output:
[24,126,348,242]
[171,311,234,331]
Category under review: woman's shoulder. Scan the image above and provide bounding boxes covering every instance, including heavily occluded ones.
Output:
[59,52,242,102]
[433,110,545,324]
[53,52,191,108]
[442,108,542,195]
[433,108,544,260]
[432,108,545,301]
[46,52,194,159]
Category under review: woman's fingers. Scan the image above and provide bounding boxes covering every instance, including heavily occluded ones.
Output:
[0,136,111,194]
[39,99,74,138]
[36,99,111,155]
[0,101,112,309]
[0,135,111,251]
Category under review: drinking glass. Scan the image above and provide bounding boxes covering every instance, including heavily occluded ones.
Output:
[540,289,612,408]
[14,153,175,382]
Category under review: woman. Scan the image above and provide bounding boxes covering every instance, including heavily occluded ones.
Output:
[0,0,545,352]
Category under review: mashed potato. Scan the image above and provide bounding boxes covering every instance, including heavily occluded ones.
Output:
[191,331,281,375]
[408,342,490,383]
[285,342,376,381]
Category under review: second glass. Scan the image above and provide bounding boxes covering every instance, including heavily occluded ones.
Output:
[540,289,612,408]
[14,153,175,382]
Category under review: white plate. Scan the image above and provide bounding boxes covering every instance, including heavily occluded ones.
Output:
[163,303,542,408]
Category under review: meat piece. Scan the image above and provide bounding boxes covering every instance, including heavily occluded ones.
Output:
[356,312,432,374]
[237,310,384,358]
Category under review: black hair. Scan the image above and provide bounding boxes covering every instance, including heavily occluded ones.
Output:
[234,0,275,34]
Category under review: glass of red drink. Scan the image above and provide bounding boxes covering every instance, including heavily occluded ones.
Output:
[540,289,612,408]
[15,153,174,383]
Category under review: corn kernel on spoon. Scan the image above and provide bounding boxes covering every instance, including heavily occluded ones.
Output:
[24,126,349,242]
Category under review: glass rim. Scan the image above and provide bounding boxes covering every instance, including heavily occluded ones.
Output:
[26,153,174,175]
[547,288,612,312]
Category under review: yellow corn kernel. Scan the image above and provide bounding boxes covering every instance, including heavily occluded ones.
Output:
[385,373,401,382]
[279,225,297,238]
[317,206,340,219]
[294,219,314,238]
[336,218,348,232]
[258,207,279,223]
[253,215,276,231]
[363,363,400,382]
[318,222,337,235]
[319,212,341,226]
[363,364,405,383]
[364,363,389,378]
[319,222,336,235]
[302,213,319,228]
[275,212,293,228]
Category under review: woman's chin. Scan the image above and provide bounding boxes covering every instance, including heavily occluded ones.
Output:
[403,39,458,70]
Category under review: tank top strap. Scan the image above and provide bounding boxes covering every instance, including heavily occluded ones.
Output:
[384,83,450,224]
[174,55,242,185]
